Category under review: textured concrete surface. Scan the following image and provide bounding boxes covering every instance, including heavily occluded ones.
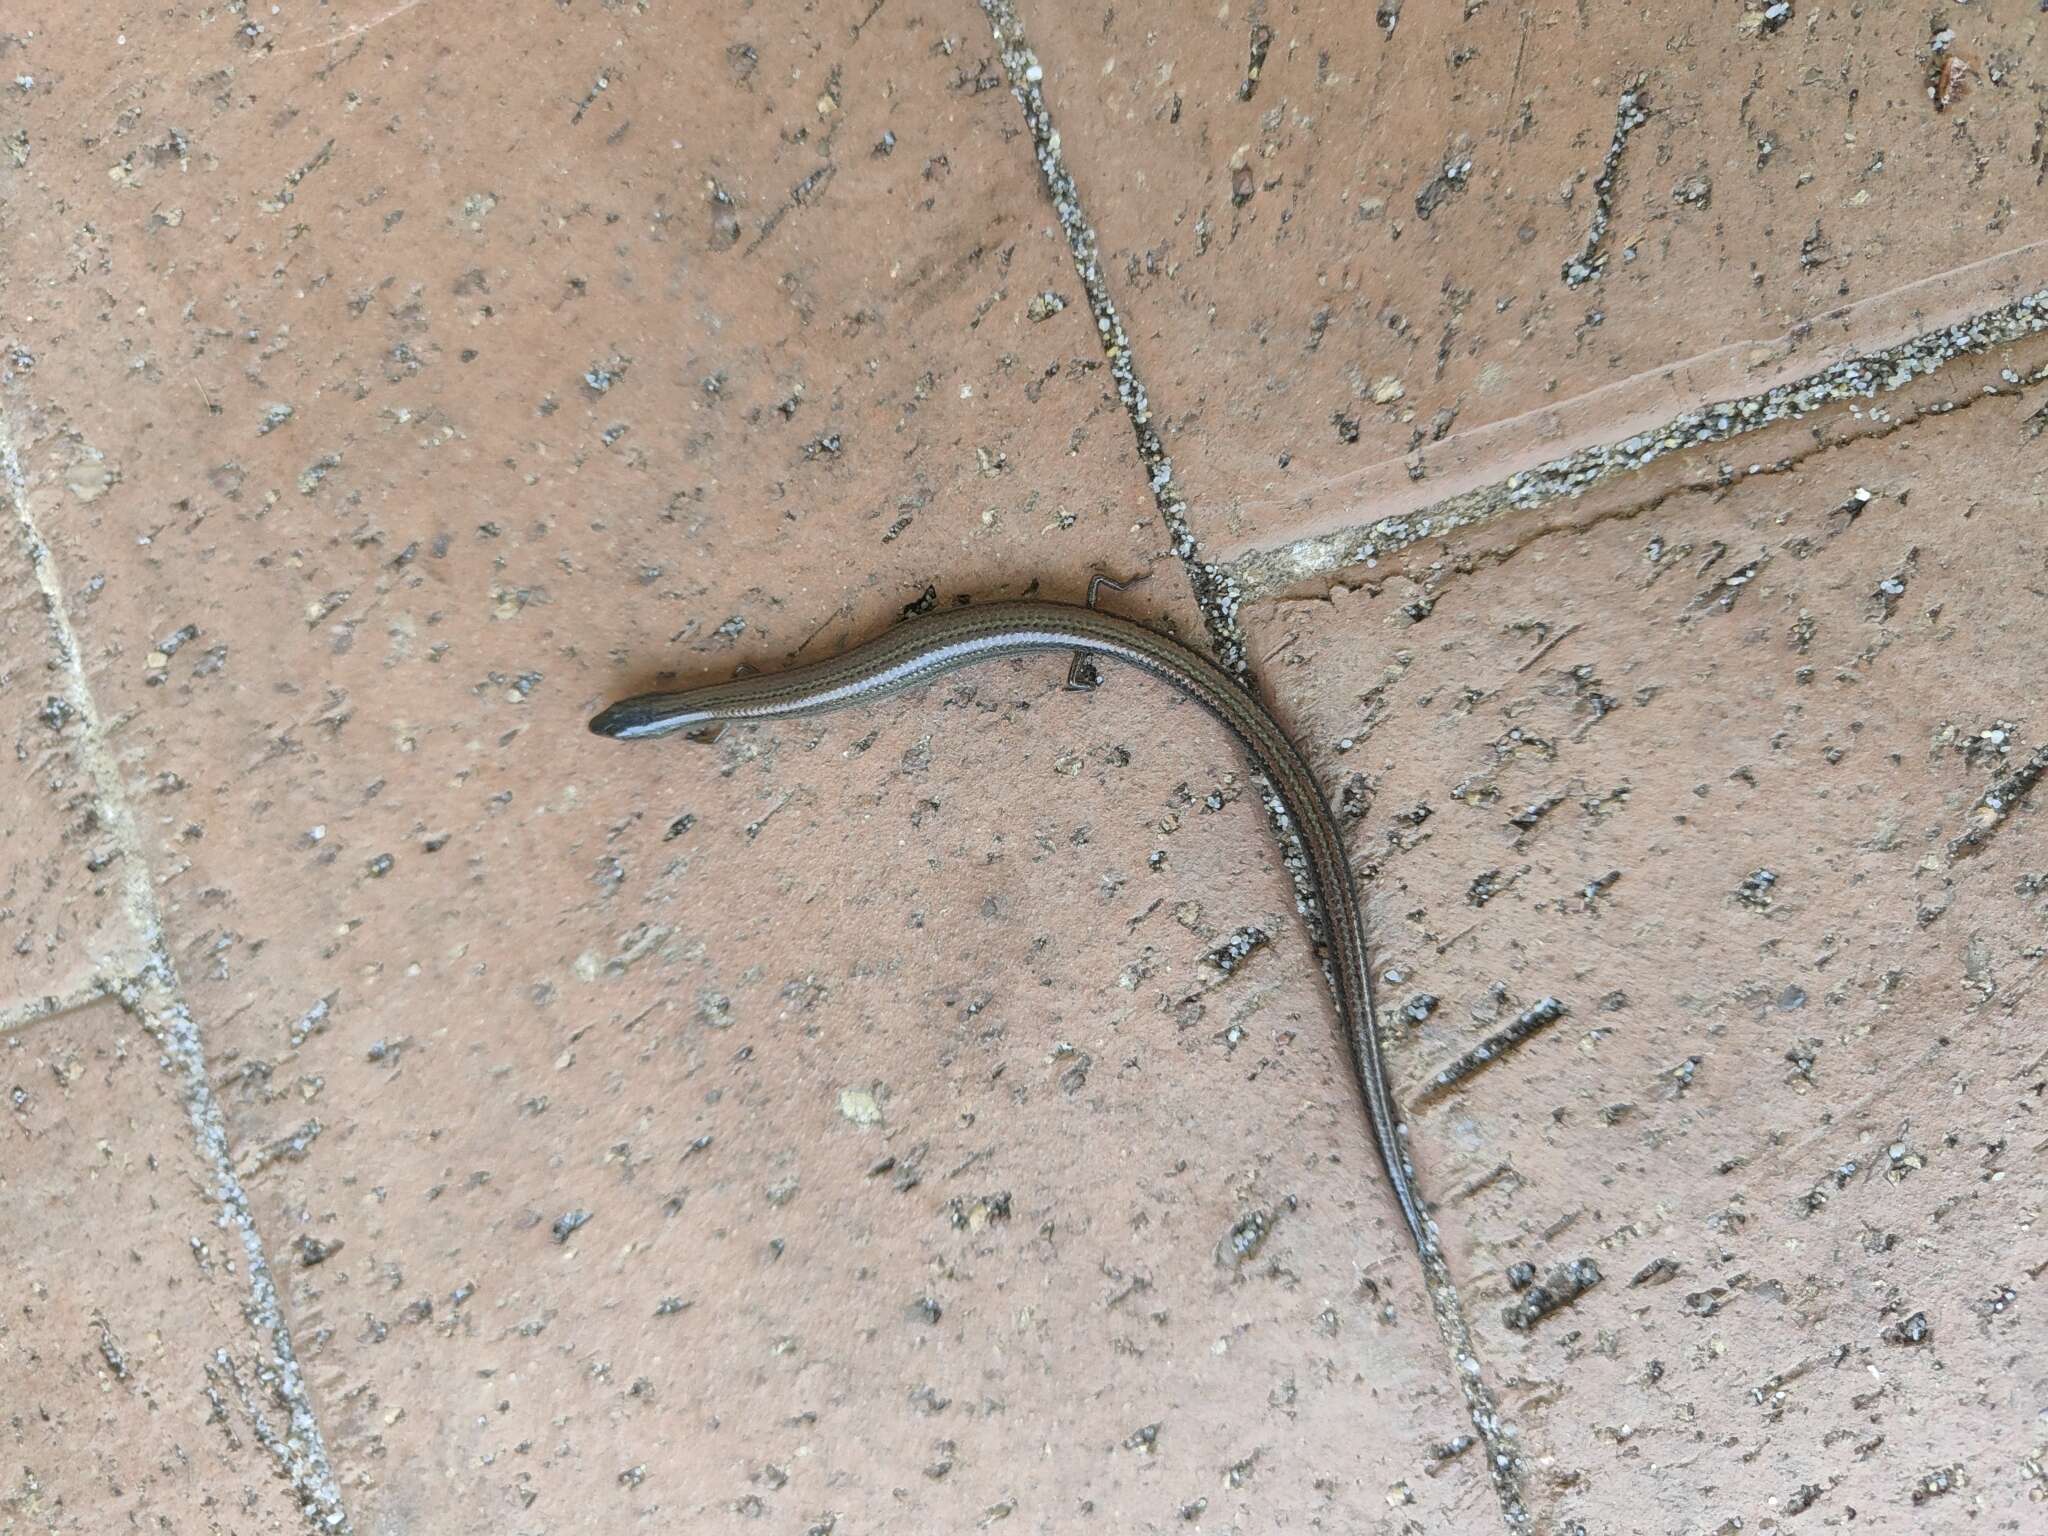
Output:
[3,3,2043,1534]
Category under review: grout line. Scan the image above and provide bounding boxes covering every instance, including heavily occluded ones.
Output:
[1449,350,2048,590]
[978,5,1530,1528]
[974,0,1252,675]
[1,381,354,1535]
[1246,234,2048,534]
[1229,281,2048,597]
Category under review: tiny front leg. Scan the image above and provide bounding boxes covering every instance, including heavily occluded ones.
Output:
[684,661,756,737]
[1084,572,1142,609]
[1069,571,1147,688]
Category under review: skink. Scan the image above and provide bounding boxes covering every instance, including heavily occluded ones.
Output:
[590,597,1432,1261]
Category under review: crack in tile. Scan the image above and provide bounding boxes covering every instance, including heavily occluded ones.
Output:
[258,0,431,59]
[1561,76,1651,288]
[0,975,123,1034]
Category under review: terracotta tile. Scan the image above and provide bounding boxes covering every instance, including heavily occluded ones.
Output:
[7,2,2044,1532]
[6,2,1465,1530]
[1021,0,2048,555]
[1245,387,2047,1528]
